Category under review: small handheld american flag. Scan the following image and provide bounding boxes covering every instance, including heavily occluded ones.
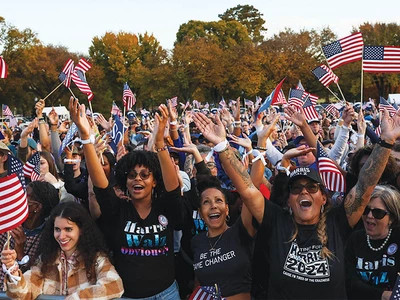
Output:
[189,285,225,300]
[390,273,400,300]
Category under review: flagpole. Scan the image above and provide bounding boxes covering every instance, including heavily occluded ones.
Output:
[360,47,364,106]
[68,87,77,99]
[326,86,343,102]
[320,44,347,103]
[122,106,126,146]
[42,81,64,101]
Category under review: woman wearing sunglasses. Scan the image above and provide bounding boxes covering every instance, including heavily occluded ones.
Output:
[192,108,400,299]
[69,98,182,299]
[345,185,400,300]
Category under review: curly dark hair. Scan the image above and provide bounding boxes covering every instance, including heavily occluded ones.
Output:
[28,181,59,218]
[37,202,109,281]
[114,150,164,199]
[196,175,230,204]
[349,145,398,183]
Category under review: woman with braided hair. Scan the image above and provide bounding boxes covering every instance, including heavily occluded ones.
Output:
[192,107,400,299]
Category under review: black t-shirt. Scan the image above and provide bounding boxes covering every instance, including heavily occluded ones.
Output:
[94,184,182,298]
[261,199,352,299]
[345,228,400,299]
[191,217,254,297]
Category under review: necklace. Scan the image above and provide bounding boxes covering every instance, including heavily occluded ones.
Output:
[367,228,392,252]
[207,227,228,251]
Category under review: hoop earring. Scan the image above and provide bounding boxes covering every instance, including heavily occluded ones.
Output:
[289,207,292,215]
[321,205,324,214]
[225,215,231,222]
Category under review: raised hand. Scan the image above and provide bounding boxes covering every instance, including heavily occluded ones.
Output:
[48,108,59,125]
[257,114,280,144]
[154,104,169,147]
[35,99,45,118]
[69,97,91,138]
[285,106,307,126]
[283,145,315,160]
[21,118,38,138]
[231,97,241,120]
[170,143,198,155]
[1,249,17,270]
[342,104,355,127]
[380,109,400,144]
[357,110,366,134]
[229,133,252,150]
[193,112,226,145]
[96,113,112,132]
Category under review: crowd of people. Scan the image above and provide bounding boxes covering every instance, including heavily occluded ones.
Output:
[0,96,399,300]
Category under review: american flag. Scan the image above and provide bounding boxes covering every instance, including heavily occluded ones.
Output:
[322,32,364,70]
[288,88,305,109]
[379,97,397,116]
[375,125,382,137]
[189,285,225,300]
[363,46,400,73]
[312,65,339,87]
[123,82,136,110]
[58,59,75,87]
[71,58,94,101]
[22,152,41,181]
[272,89,287,105]
[140,109,150,116]
[204,102,209,109]
[219,97,226,108]
[192,100,200,108]
[228,99,236,107]
[0,56,8,79]
[7,154,26,190]
[302,96,319,122]
[325,104,340,118]
[168,96,178,107]
[0,174,28,234]
[302,92,318,105]
[111,101,121,116]
[2,104,13,117]
[59,123,78,154]
[245,99,254,106]
[317,142,345,193]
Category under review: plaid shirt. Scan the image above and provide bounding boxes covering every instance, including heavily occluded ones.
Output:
[5,252,124,299]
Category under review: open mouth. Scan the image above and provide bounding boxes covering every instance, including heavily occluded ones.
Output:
[299,200,312,208]
[59,239,71,245]
[209,213,221,220]
[132,185,144,191]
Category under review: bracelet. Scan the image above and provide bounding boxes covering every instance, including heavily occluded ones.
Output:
[357,133,364,137]
[38,117,45,121]
[377,138,394,149]
[49,123,58,126]
[184,124,189,129]
[254,146,267,151]
[38,120,46,125]
[213,140,229,153]
[64,158,81,163]
[2,262,21,284]
[169,121,177,126]
[81,135,95,145]
[234,120,241,124]
[155,145,168,152]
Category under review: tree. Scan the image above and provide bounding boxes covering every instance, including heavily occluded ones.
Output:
[218,5,267,44]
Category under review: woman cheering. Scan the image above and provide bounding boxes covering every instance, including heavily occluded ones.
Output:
[193,108,400,299]
[69,98,182,299]
[1,202,123,299]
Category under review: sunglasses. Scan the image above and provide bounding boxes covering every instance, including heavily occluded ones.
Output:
[206,162,217,169]
[363,206,389,220]
[289,183,320,195]
[127,170,152,180]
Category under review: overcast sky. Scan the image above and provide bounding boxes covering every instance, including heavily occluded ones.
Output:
[1,0,398,54]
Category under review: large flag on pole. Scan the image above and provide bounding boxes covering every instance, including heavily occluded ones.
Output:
[71,58,94,101]
[362,46,400,73]
[123,82,136,110]
[58,59,75,87]
[0,56,8,79]
[322,32,364,69]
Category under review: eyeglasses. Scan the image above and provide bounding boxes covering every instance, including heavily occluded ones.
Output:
[363,206,389,219]
[206,162,216,169]
[289,183,320,195]
[127,170,152,180]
